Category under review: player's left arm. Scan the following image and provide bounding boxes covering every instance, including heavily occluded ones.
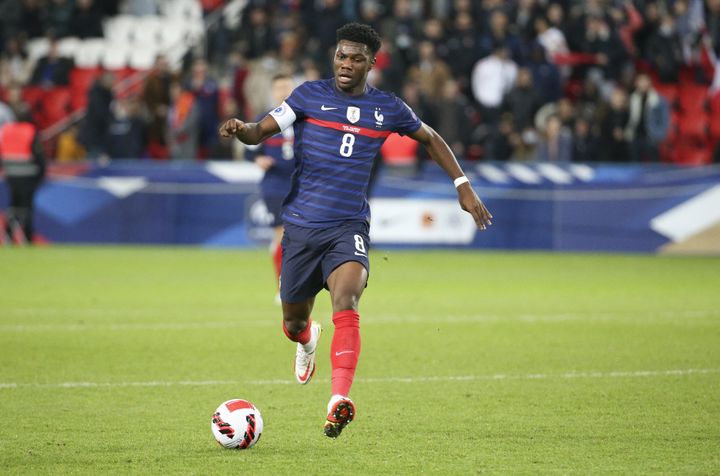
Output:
[408,123,493,230]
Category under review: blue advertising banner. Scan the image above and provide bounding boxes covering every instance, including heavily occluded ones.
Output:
[1,161,719,253]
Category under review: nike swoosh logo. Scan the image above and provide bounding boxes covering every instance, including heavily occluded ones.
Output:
[321,105,338,111]
[354,252,367,257]
[334,350,355,356]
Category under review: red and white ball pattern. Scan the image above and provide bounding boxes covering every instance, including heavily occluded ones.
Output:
[211,399,263,449]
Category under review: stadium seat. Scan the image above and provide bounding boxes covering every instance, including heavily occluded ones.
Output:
[678,83,708,114]
[102,44,130,70]
[132,16,162,45]
[129,48,157,70]
[40,87,72,129]
[21,85,46,111]
[103,15,135,43]
[74,39,105,68]
[157,20,185,49]
[57,37,81,58]
[69,67,102,110]
[26,38,50,64]
[676,111,708,141]
[674,143,712,165]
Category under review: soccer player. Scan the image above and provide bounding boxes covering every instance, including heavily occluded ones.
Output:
[219,23,492,439]
[245,74,297,300]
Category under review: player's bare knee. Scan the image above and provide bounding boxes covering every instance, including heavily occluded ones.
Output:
[282,317,307,336]
[331,294,359,313]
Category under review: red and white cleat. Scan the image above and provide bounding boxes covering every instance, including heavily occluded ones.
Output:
[324,395,355,438]
[294,321,321,385]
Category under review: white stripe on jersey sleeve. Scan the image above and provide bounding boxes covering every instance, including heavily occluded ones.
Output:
[268,101,297,132]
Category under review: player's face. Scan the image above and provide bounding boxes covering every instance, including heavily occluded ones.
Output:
[333,40,374,94]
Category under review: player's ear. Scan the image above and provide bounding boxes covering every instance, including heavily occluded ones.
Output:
[370,57,376,69]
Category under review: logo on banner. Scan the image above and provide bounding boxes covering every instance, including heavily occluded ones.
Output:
[347,106,360,124]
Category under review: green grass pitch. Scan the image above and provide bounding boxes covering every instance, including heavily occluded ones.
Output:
[1,247,719,474]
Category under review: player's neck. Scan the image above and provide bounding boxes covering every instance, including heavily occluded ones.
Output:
[333,80,367,97]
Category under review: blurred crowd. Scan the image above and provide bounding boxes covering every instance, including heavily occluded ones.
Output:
[2,0,720,164]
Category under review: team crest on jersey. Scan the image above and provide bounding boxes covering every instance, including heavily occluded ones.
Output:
[374,108,384,127]
[347,106,360,124]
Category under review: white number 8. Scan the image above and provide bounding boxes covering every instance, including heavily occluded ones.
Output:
[354,234,366,253]
[340,133,355,157]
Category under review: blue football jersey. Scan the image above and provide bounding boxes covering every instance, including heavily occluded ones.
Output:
[269,78,421,228]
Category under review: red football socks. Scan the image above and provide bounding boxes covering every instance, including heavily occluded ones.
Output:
[283,319,313,344]
[330,310,361,397]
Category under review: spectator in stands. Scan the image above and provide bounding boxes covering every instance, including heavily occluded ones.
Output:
[46,0,75,38]
[485,112,519,161]
[407,41,452,102]
[78,71,114,160]
[238,6,277,59]
[56,123,87,162]
[30,37,73,87]
[598,87,631,162]
[71,0,104,39]
[444,11,480,80]
[502,67,545,133]
[526,42,563,103]
[107,97,146,159]
[167,80,199,161]
[2,85,30,119]
[534,114,572,162]
[509,0,542,43]
[188,58,220,156]
[433,78,472,158]
[20,0,46,39]
[583,14,630,85]
[571,116,600,162]
[646,14,684,83]
[625,73,670,162]
[379,0,422,68]
[0,109,45,243]
[534,14,569,63]
[0,36,31,87]
[141,55,172,159]
[471,45,518,128]
[479,10,526,63]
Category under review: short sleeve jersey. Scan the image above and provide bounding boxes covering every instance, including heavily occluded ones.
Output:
[269,78,421,228]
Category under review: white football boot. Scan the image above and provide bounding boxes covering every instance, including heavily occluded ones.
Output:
[294,321,322,384]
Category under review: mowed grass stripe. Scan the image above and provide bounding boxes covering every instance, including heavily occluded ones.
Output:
[1,367,719,389]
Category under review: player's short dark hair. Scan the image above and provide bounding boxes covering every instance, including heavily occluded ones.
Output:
[336,23,382,56]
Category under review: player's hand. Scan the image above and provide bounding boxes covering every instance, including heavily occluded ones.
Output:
[219,118,246,138]
[254,155,275,171]
[457,184,493,230]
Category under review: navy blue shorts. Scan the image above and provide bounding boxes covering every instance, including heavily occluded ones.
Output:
[280,221,370,303]
[262,194,285,228]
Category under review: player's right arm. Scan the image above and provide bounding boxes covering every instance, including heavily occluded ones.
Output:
[218,115,281,146]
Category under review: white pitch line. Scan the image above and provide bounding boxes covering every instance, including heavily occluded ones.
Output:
[1,309,717,332]
[1,368,717,390]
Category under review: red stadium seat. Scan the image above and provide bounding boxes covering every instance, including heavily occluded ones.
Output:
[21,85,46,110]
[677,83,708,114]
[676,111,708,141]
[69,67,102,110]
[39,87,72,129]
[674,143,712,165]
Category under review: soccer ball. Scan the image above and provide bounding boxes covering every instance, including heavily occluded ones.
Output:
[211,399,264,449]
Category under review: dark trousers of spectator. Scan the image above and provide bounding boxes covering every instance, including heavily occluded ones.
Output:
[630,137,660,163]
[5,177,39,242]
